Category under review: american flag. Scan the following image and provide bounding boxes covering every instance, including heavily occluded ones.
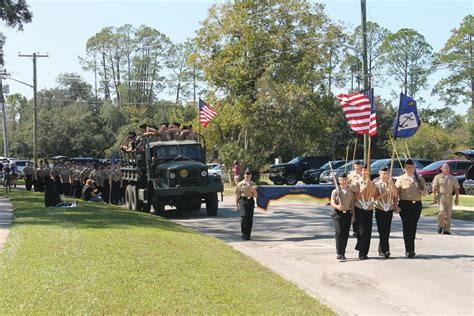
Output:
[336,88,377,137]
[199,98,217,128]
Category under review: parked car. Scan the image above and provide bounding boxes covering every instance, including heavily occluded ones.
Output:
[207,163,227,181]
[269,156,329,185]
[418,160,473,193]
[369,158,432,180]
[462,164,474,195]
[302,160,346,184]
[319,160,376,183]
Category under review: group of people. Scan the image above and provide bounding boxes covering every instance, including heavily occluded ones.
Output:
[330,159,460,261]
[23,160,126,207]
[120,122,197,153]
[0,162,18,192]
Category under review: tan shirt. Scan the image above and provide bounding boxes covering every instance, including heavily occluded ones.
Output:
[348,171,362,186]
[432,174,460,196]
[395,173,426,201]
[235,180,257,198]
[374,178,396,211]
[331,187,354,211]
[354,177,375,210]
[110,170,121,182]
[59,168,71,183]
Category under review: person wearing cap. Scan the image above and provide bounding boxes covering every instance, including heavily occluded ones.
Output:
[348,160,363,237]
[81,179,103,202]
[373,167,400,259]
[234,168,258,240]
[353,163,375,260]
[330,173,355,261]
[395,159,427,258]
[23,162,34,191]
[432,163,460,235]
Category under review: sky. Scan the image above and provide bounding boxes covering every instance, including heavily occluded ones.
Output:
[1,0,472,114]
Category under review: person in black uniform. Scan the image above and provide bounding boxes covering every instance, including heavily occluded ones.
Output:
[330,173,355,261]
[235,168,258,240]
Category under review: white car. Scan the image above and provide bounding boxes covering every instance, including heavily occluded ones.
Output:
[207,163,227,181]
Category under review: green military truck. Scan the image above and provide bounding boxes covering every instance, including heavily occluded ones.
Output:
[119,136,223,216]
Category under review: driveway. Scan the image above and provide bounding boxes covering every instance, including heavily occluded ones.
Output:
[170,195,474,315]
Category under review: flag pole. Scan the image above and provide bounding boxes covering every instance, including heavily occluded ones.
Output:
[352,137,358,163]
[344,143,350,173]
[404,140,411,158]
[389,133,396,178]
[197,96,201,139]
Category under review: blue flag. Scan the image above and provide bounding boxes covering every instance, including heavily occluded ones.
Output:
[111,152,118,164]
[392,93,420,139]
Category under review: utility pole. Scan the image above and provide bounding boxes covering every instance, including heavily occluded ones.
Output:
[19,52,48,166]
[361,0,369,164]
[0,33,8,158]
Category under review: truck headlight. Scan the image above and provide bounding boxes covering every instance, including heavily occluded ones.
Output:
[201,170,208,177]
[169,172,176,179]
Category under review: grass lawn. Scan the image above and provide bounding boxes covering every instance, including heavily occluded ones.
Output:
[0,190,333,314]
[421,195,474,221]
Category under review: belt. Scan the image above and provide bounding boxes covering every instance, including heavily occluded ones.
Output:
[240,196,254,201]
[401,200,420,204]
[336,209,350,214]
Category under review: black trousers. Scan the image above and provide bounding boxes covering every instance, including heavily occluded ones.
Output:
[37,178,44,192]
[332,209,352,256]
[375,209,393,254]
[72,180,82,199]
[102,182,110,204]
[399,200,422,253]
[354,207,373,257]
[61,183,71,197]
[239,198,255,238]
[25,175,33,191]
[111,181,121,204]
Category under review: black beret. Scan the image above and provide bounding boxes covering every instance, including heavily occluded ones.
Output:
[405,159,415,166]
[353,160,362,165]
[244,168,252,174]
[139,123,147,129]
[362,164,369,169]
[381,167,389,172]
[338,173,348,178]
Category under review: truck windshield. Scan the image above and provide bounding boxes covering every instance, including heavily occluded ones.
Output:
[155,144,202,160]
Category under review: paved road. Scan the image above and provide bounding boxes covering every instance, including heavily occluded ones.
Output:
[169,195,474,315]
[0,197,13,252]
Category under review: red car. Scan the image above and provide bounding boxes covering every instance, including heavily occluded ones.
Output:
[418,159,473,193]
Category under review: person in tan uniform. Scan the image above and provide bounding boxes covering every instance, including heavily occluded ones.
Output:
[353,164,375,260]
[234,168,258,240]
[373,167,400,259]
[432,163,460,235]
[348,160,363,237]
[330,173,355,261]
[395,159,427,258]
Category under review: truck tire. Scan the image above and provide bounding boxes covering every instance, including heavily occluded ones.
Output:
[125,185,132,210]
[130,185,138,211]
[285,173,297,185]
[205,193,218,216]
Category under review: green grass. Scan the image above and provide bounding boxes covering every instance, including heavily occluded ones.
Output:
[0,190,333,314]
[421,195,474,221]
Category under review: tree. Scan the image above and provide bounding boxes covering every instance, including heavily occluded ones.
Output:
[338,22,391,90]
[380,28,433,98]
[195,0,344,168]
[432,15,473,110]
[0,0,32,31]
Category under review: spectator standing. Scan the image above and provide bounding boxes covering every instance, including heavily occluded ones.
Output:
[233,160,240,186]
[432,163,460,235]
